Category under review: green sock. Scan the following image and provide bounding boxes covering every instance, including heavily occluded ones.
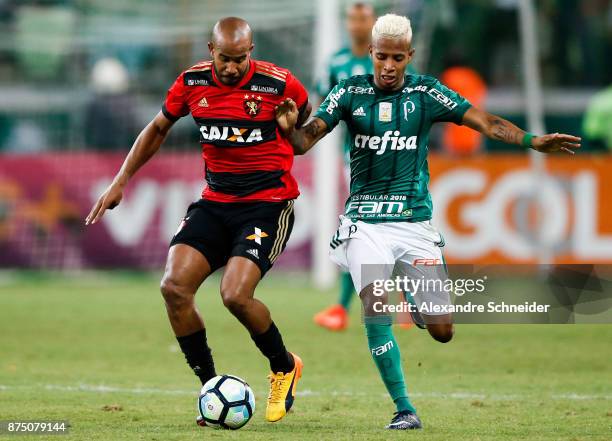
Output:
[365,321,416,414]
[338,272,355,310]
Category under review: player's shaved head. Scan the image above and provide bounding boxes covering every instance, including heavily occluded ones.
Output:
[211,17,253,47]
[208,17,254,85]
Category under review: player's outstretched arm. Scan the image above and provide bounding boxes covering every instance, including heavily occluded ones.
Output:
[275,98,329,155]
[461,107,581,154]
[85,111,175,225]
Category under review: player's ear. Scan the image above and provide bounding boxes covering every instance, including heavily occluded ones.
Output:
[369,44,373,56]
[408,47,416,61]
[207,41,214,55]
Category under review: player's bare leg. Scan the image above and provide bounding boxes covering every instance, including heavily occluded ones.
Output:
[161,244,211,335]
[160,244,217,387]
[406,297,454,342]
[220,256,272,334]
[424,314,454,343]
[220,256,302,422]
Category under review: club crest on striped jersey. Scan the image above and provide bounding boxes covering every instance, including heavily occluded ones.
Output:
[243,94,263,117]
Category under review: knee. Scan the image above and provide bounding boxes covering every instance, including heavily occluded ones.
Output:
[220,286,250,315]
[429,324,454,343]
[433,332,453,343]
[160,276,194,311]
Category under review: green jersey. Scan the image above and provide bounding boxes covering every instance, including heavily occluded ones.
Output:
[314,74,471,223]
[316,48,417,164]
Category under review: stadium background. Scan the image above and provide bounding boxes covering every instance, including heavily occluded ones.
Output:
[0,1,611,440]
[0,0,610,273]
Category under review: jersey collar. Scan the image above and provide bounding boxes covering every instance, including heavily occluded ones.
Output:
[369,74,407,96]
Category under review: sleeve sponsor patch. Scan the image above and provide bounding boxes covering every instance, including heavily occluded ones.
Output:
[428,88,458,110]
[347,85,374,94]
[325,87,346,114]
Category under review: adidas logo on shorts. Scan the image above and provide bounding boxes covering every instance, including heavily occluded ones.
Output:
[352,106,366,117]
[246,249,259,259]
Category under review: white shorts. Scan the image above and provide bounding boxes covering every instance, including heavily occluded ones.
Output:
[329,216,451,315]
[343,164,351,189]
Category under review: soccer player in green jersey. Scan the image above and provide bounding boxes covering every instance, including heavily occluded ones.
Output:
[276,13,580,430]
[313,2,375,332]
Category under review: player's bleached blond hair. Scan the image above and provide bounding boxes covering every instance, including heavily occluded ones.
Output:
[371,13,412,43]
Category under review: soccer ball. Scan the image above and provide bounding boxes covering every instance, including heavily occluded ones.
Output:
[198,375,255,429]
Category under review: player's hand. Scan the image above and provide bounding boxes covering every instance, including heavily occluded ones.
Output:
[85,181,124,225]
[275,98,299,134]
[532,133,581,155]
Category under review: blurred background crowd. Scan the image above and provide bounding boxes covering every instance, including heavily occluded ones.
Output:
[1,0,611,273]
[0,0,609,154]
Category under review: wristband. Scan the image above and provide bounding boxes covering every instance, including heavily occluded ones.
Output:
[522,132,535,148]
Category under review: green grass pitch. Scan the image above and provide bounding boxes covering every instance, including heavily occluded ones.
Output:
[0,272,610,440]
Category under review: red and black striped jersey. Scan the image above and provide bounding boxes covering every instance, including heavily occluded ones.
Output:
[162,59,309,203]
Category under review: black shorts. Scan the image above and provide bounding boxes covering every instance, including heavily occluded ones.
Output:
[170,198,295,276]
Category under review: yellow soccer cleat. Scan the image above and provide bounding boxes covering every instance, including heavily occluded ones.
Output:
[265,353,303,422]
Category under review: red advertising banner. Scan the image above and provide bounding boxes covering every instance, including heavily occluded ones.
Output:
[0,152,312,269]
[1,152,611,269]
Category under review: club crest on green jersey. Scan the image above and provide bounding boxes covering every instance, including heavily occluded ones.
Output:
[379,102,392,122]
[403,100,415,120]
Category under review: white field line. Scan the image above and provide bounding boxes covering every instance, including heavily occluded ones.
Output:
[0,384,610,401]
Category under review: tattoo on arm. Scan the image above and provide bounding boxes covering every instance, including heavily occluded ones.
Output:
[489,117,525,145]
[290,118,328,155]
[304,119,322,138]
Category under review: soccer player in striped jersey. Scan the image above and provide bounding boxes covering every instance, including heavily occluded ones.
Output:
[86,17,311,424]
[313,3,417,331]
[275,13,580,430]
